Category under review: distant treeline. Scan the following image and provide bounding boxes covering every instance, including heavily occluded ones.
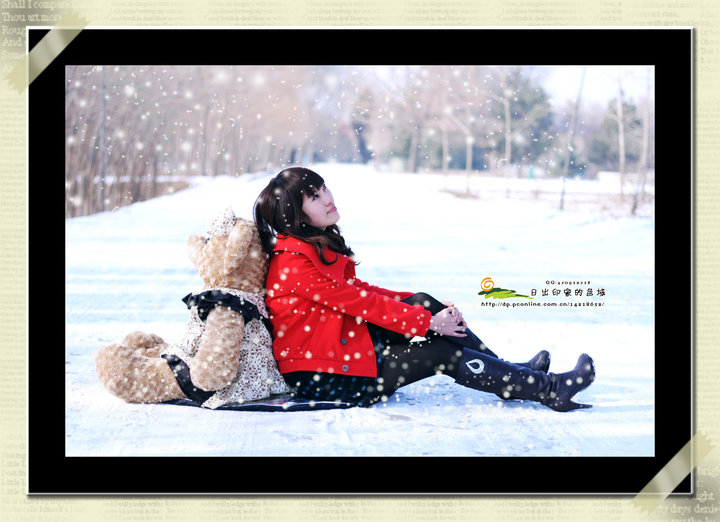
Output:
[65,65,654,217]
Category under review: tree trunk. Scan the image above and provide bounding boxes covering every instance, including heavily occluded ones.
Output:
[100,66,107,213]
[504,97,511,198]
[464,106,473,193]
[616,76,626,202]
[441,67,450,178]
[560,67,586,211]
[632,68,652,216]
[408,126,419,173]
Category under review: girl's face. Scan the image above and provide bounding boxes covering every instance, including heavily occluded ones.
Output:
[301,183,340,229]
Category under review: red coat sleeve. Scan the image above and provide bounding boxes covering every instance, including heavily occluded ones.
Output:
[276,253,432,338]
[349,276,415,302]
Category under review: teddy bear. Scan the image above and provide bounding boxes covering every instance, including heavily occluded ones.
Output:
[94,207,290,409]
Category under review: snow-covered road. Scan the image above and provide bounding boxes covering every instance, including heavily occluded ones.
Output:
[65,164,654,457]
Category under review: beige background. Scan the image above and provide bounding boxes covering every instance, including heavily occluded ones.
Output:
[1,1,717,520]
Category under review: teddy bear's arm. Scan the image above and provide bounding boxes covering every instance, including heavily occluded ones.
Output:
[188,305,246,392]
[224,219,253,274]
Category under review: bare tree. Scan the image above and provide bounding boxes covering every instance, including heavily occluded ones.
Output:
[440,66,483,193]
[615,73,627,201]
[391,67,442,173]
[559,67,586,210]
[485,67,551,197]
[632,67,653,216]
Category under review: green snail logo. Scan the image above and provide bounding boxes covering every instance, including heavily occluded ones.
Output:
[478,277,533,300]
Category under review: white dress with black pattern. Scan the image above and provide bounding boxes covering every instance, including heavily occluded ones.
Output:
[163,288,289,409]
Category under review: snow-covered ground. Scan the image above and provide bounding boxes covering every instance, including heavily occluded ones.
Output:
[65,164,654,457]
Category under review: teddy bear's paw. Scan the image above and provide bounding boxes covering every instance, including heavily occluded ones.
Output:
[122,330,164,347]
[95,342,130,361]
[95,343,184,403]
[122,331,167,354]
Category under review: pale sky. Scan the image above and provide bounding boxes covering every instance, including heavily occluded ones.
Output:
[539,66,653,107]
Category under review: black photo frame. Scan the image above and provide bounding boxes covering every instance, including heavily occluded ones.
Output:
[32,27,692,495]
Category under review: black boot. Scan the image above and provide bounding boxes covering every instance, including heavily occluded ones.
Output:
[515,349,551,373]
[455,349,595,412]
[427,328,551,373]
[491,349,551,401]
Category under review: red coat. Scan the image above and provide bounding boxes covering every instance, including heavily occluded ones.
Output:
[265,235,432,377]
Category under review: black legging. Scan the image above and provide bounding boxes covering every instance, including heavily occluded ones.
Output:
[368,292,497,396]
[284,292,497,406]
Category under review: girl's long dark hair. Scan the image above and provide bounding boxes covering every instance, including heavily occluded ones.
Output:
[253,167,354,264]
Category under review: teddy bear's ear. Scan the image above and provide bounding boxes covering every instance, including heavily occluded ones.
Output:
[206,207,236,237]
[223,218,254,274]
[186,234,206,269]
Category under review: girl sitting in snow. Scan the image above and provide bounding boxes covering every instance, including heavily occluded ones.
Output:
[253,167,595,412]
